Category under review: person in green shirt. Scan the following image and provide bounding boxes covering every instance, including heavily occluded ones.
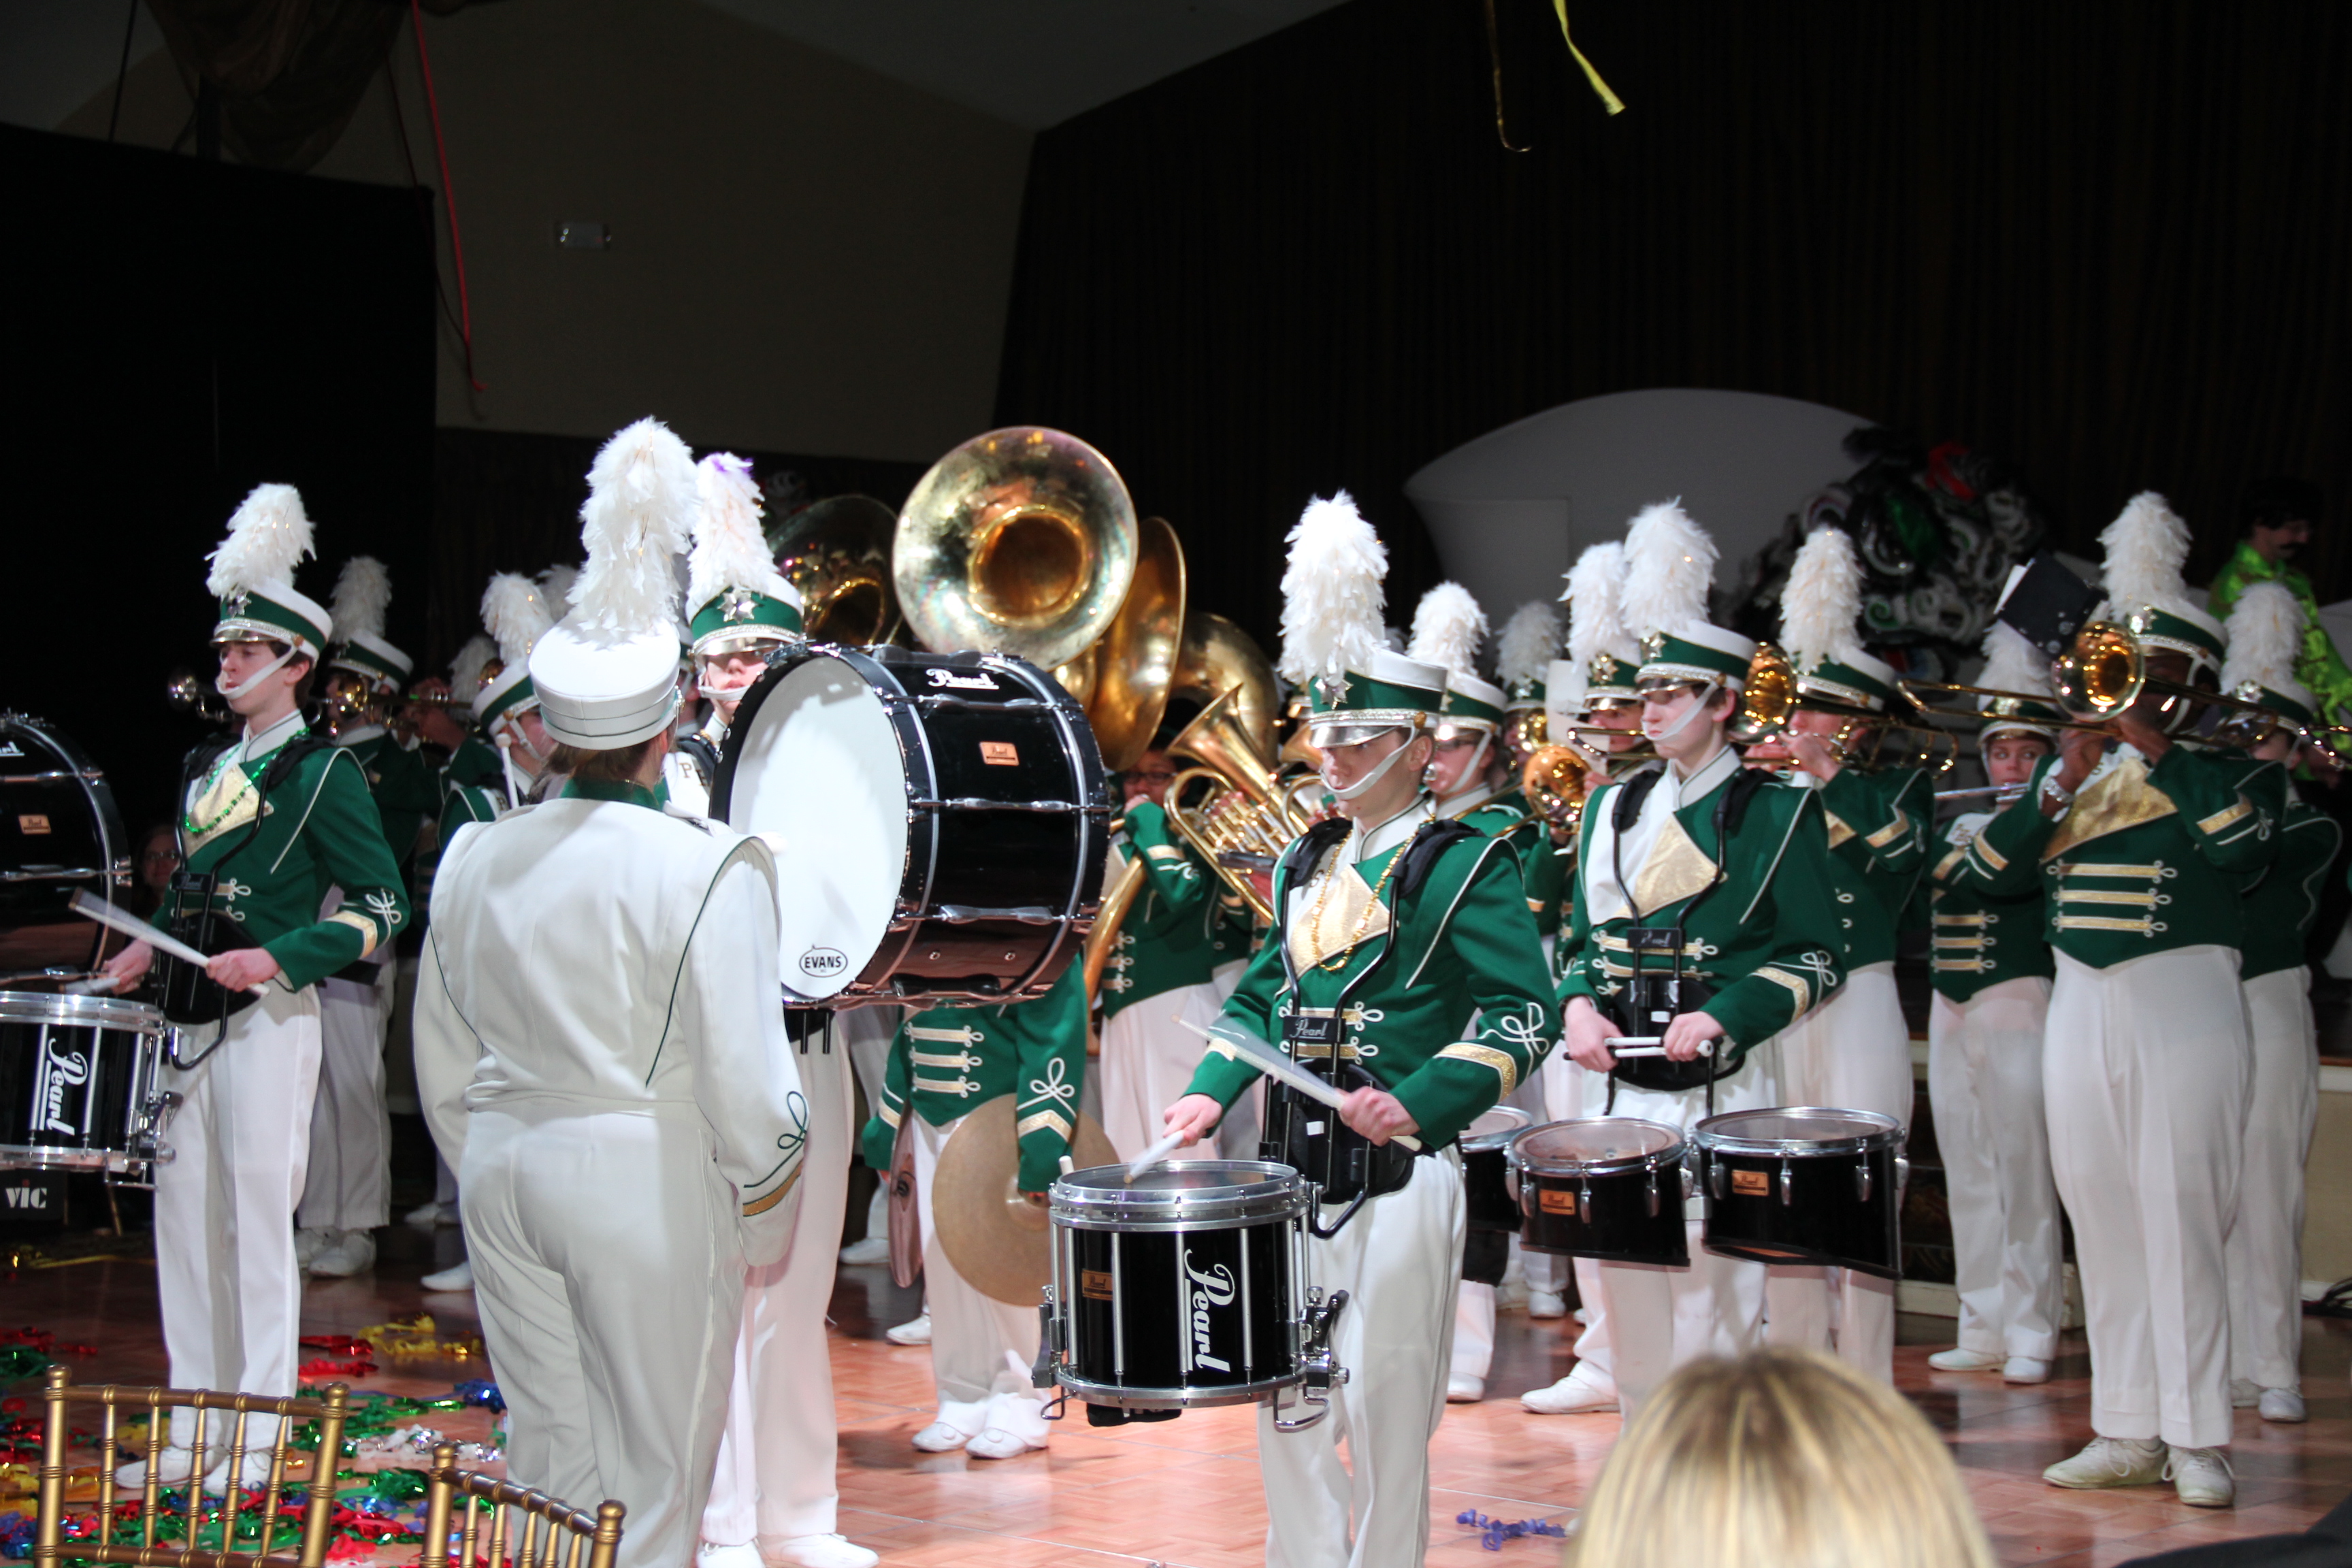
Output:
[2206,476,2352,725]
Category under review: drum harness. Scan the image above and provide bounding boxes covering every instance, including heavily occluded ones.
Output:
[1598,765,1764,1117]
[1263,815,1477,1239]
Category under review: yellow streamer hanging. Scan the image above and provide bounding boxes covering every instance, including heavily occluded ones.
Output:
[1551,1,1625,115]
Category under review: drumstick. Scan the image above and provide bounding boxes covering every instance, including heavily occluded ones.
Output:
[1125,1128,1188,1179]
[70,892,270,996]
[1178,1017,1424,1154]
[1605,1034,1714,1060]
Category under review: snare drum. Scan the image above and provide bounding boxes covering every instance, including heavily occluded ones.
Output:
[1510,1118,1690,1267]
[0,992,173,1185]
[714,645,1110,1005]
[1693,1108,1904,1279]
[1042,1162,1345,1418]
[1460,1103,1531,1235]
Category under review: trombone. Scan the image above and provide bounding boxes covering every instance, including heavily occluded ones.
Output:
[1732,644,1959,772]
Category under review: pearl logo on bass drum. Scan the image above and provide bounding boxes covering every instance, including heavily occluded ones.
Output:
[798,948,847,978]
[33,1040,90,1137]
[924,668,1000,692]
[1184,1250,1238,1373]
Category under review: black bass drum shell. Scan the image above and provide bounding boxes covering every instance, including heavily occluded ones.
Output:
[0,715,131,978]
[1511,1118,1689,1267]
[1694,1108,1903,1279]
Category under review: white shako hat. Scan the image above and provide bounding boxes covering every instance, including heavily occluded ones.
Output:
[1780,525,1904,711]
[1494,600,1562,715]
[2221,581,2320,730]
[1976,621,2064,739]
[208,483,331,658]
[530,419,697,749]
[1622,501,1754,686]
[326,556,412,689]
[2100,491,2227,676]
[1559,538,1641,712]
[473,572,559,727]
[687,452,804,656]
[1277,491,1447,747]
[1408,582,1505,737]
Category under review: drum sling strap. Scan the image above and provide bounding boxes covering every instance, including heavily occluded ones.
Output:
[1261,815,1475,1238]
[1601,765,1765,1117]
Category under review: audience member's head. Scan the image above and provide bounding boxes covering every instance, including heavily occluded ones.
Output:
[1569,1349,1997,1568]
[2240,476,2321,564]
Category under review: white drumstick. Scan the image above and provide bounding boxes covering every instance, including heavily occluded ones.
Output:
[1125,1128,1188,1180]
[71,892,269,996]
[1605,1034,1714,1060]
[1179,1017,1423,1153]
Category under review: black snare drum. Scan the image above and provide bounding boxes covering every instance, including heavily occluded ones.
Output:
[0,992,174,1186]
[1511,1118,1690,1267]
[1693,1108,1905,1279]
[0,716,131,979]
[1040,1162,1346,1426]
[715,646,1109,1005]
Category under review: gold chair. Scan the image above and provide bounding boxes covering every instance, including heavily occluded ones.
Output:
[419,1442,625,1568]
[33,1365,351,1568]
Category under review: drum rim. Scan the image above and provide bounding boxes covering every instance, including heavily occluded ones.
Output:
[0,989,166,1032]
[1691,1105,1904,1157]
[1047,1368,1308,1411]
[1051,1158,1308,1223]
[1508,1117,1687,1177]
[1458,1102,1533,1153]
[0,713,133,970]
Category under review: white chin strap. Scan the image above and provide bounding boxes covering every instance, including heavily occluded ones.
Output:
[495,719,548,811]
[215,646,299,700]
[1646,681,1722,747]
[698,679,751,705]
[1322,732,1425,802]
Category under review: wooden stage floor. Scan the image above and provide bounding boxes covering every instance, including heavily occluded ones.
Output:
[15,1218,2352,1567]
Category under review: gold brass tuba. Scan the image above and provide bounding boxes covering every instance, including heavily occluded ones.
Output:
[772,495,902,647]
[894,427,1138,671]
[1520,743,1592,830]
[1162,685,1314,924]
[1085,517,1186,772]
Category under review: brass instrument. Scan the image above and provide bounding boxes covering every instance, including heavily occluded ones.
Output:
[1899,679,2129,735]
[2053,618,2278,734]
[894,427,1138,672]
[1520,743,1591,829]
[772,495,902,646]
[1935,781,2029,804]
[1170,612,1279,768]
[165,668,232,728]
[1733,643,1958,771]
[1087,517,1186,771]
[1503,705,1549,764]
[1163,685,1314,924]
[1081,842,1152,1007]
[402,687,465,709]
[1548,721,1661,766]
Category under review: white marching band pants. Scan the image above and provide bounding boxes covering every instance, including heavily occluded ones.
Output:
[297,965,393,1231]
[1928,977,2063,1362]
[911,1114,1048,1437]
[2228,964,2317,1393]
[157,983,322,1450]
[1763,963,1912,1383]
[462,1107,745,1568]
[705,1031,858,1547]
[1591,1051,1778,1428]
[1099,980,1232,1160]
[1262,1149,1463,1568]
[2047,945,2248,1449]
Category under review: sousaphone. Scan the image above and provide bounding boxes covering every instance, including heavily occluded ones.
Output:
[1087,517,1186,772]
[771,495,903,647]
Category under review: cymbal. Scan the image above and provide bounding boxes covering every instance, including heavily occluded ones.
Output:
[934,1094,1117,1306]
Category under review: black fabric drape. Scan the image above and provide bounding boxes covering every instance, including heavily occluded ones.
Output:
[994,0,2352,652]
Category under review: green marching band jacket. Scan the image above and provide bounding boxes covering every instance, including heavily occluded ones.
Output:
[860,963,1089,1192]
[154,723,412,990]
[1947,747,2289,966]
[1555,764,1850,1068]
[2240,798,2343,981]
[1926,810,2055,1002]
[1181,808,1558,1149]
[1814,767,1931,968]
[1454,786,1566,938]
[1098,800,1250,1020]
[335,732,444,875]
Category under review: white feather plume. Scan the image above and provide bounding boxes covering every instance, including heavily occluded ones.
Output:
[1406,582,1488,681]
[481,572,557,668]
[1779,525,1865,672]
[2220,581,2305,693]
[206,483,314,597]
[1978,620,2054,699]
[1494,600,1563,691]
[688,452,794,611]
[2099,491,2195,617]
[448,634,495,696]
[329,557,392,644]
[1277,491,1387,685]
[572,418,696,639]
[1618,501,1717,640]
[1561,541,1633,706]
[538,563,580,612]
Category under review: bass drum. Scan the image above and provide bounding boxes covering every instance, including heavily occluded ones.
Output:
[714,645,1111,1004]
[0,715,132,981]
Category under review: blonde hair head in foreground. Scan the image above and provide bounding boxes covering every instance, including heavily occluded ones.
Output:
[1569,1348,1997,1568]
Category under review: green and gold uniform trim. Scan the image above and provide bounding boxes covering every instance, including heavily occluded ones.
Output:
[689,586,803,656]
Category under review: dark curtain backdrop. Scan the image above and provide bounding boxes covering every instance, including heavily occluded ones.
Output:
[994,0,2352,651]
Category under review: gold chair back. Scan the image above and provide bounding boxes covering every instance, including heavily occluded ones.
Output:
[419,1442,625,1568]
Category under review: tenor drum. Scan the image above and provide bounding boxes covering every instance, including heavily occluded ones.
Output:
[1041,1162,1346,1416]
[0,992,173,1186]
[1693,1108,1905,1279]
[0,715,132,979]
[1460,1103,1531,1234]
[713,646,1110,1004]
[1511,1118,1690,1267]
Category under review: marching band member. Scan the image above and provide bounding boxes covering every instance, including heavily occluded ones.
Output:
[668,452,805,817]
[1552,502,1848,1428]
[1961,495,2286,1508]
[297,555,442,1279]
[416,420,808,1568]
[1757,526,1925,1384]
[1520,539,1648,1416]
[1162,493,1556,1568]
[1494,599,1571,950]
[104,485,411,1489]
[858,965,1088,1460]
[1922,624,2064,1385]
[2219,582,2341,1426]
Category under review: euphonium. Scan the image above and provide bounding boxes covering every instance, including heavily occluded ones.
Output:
[1163,685,1315,923]
[772,494,902,647]
[1520,743,1591,829]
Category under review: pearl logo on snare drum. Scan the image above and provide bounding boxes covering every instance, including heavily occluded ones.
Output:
[798,948,848,977]
[33,1041,89,1138]
[1185,1252,1237,1373]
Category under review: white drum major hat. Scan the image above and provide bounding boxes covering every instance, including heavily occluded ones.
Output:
[530,419,697,750]
[207,484,331,658]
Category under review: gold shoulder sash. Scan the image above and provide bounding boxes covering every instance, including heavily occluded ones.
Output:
[2044,754,2174,860]
[1631,813,1718,913]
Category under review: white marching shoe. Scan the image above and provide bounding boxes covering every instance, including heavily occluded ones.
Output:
[768,1535,880,1568]
[911,1420,976,1453]
[2003,1356,2052,1384]
[1446,1373,1486,1403]
[964,1392,1050,1460]
[294,1226,334,1269]
[405,1200,460,1226]
[421,1258,474,1292]
[2164,1446,2236,1507]
[307,1229,376,1277]
[1520,1362,1617,1414]
[2042,1436,2167,1490]
[1927,1348,2005,1373]
[114,1444,206,1490]
[1526,1289,1567,1320]
[698,1543,764,1568]
[2257,1387,2307,1423]
[837,1237,889,1267]
[2230,1377,2262,1408]
[885,1312,932,1346]
[203,1448,280,1496]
